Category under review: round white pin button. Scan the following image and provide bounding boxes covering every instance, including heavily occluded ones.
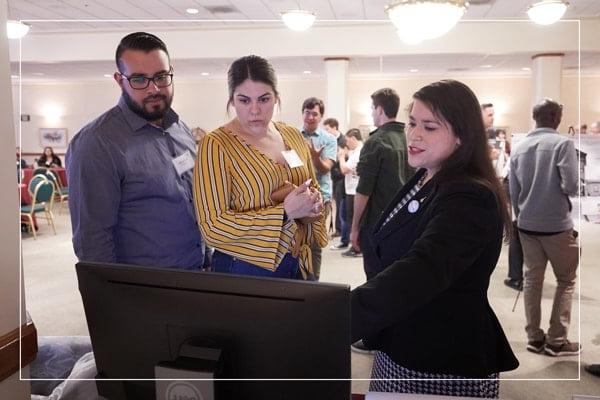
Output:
[407,200,420,213]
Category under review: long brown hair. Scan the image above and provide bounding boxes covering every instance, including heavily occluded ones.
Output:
[39,146,56,164]
[412,80,510,238]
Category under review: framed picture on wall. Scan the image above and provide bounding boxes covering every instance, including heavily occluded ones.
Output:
[39,128,68,148]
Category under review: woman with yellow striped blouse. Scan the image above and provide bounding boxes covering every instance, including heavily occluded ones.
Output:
[193,55,328,280]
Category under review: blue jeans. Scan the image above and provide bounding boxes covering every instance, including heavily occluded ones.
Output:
[212,251,302,280]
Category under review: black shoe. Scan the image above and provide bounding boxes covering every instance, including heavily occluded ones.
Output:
[341,248,362,258]
[585,364,600,377]
[504,278,523,291]
[527,338,546,354]
[351,339,374,355]
[544,340,581,357]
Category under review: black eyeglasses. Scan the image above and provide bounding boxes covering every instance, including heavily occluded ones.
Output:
[119,68,174,90]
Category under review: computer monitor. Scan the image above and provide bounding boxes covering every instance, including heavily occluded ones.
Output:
[76,261,351,399]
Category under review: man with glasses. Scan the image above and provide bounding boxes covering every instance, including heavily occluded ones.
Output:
[66,32,204,269]
[300,97,337,281]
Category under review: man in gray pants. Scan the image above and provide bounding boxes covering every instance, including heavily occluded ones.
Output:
[509,98,580,357]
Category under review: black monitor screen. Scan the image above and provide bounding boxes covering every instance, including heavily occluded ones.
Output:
[76,262,351,399]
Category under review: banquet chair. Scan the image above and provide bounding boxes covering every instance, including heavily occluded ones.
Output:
[45,169,68,213]
[20,175,57,239]
[32,167,49,176]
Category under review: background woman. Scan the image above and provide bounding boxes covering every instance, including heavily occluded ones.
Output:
[37,146,62,168]
[351,80,519,397]
[193,55,327,280]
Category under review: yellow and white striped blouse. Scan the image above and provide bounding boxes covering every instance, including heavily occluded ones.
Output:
[192,121,327,278]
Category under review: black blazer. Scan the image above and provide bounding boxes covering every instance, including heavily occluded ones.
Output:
[351,169,519,378]
[38,155,62,168]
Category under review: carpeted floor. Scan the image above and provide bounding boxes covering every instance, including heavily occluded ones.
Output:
[20,197,600,399]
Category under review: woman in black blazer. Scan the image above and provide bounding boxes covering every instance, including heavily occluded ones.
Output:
[351,80,518,398]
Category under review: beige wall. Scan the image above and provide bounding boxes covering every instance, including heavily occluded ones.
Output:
[13,77,328,163]
[13,74,599,162]
[563,75,600,130]
[1,0,32,397]
[348,76,535,132]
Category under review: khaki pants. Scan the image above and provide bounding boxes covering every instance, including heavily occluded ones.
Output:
[520,230,579,346]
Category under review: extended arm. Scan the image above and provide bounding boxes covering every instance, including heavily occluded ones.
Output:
[351,188,498,342]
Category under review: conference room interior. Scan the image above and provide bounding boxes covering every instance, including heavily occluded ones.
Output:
[3,0,600,398]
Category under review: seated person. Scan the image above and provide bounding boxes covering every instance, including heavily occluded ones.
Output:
[37,146,62,168]
[17,146,27,169]
[17,147,27,182]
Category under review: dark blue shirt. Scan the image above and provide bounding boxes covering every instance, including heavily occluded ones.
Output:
[66,97,204,269]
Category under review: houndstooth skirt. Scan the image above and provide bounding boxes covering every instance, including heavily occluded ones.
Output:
[369,351,500,399]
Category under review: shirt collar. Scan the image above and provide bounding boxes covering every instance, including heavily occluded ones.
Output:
[527,127,558,136]
[301,127,321,137]
[370,120,405,136]
[117,96,179,132]
[379,120,405,130]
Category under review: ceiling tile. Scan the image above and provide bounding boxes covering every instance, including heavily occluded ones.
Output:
[229,0,279,19]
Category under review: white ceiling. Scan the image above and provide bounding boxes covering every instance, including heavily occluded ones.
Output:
[7,0,600,33]
[7,0,600,81]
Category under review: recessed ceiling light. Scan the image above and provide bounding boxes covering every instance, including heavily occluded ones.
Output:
[104,74,112,78]
[303,70,312,74]
[32,72,45,76]
[186,8,199,14]
[522,67,531,71]
[409,68,419,73]
[480,64,493,68]
[201,72,210,76]
[11,74,18,78]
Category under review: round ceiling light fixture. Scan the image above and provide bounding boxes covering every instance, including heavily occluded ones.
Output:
[7,21,30,39]
[386,0,468,45]
[527,0,568,25]
[281,10,316,31]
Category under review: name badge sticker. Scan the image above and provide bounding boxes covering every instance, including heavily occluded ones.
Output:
[281,150,304,168]
[172,150,195,175]
[407,199,420,214]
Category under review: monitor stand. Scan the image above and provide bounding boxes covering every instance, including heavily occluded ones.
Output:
[155,339,222,400]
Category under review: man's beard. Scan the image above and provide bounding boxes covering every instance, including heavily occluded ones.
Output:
[122,90,173,122]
